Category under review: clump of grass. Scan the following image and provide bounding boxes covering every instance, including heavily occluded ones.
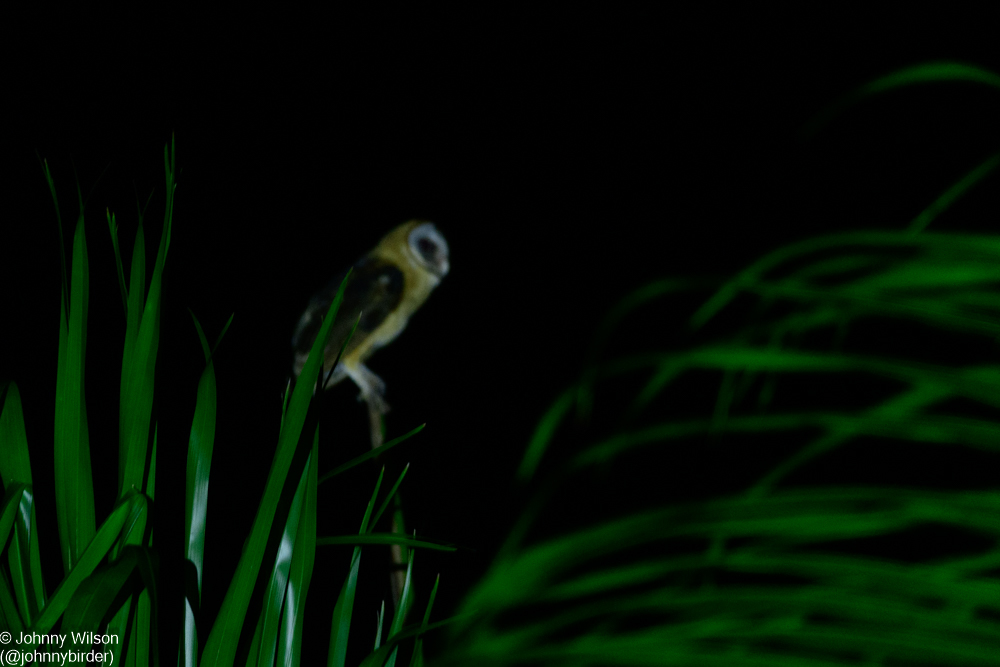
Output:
[436,62,1000,666]
[1,136,453,667]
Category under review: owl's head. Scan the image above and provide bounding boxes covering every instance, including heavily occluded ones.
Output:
[406,222,450,279]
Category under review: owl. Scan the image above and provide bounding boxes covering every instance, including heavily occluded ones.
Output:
[291,221,449,421]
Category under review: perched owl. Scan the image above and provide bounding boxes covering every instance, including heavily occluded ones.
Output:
[291,221,449,419]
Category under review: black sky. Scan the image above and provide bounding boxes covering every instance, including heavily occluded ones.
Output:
[3,7,1000,662]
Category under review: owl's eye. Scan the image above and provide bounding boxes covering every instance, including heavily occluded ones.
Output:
[417,236,438,260]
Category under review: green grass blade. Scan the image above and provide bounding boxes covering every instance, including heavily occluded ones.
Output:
[407,573,440,667]
[53,208,96,576]
[134,585,155,667]
[147,424,157,503]
[572,408,1000,472]
[118,143,175,499]
[61,545,139,640]
[0,382,46,623]
[277,427,319,667]
[107,209,128,312]
[105,429,156,667]
[360,468,384,536]
[370,464,410,531]
[181,313,221,667]
[0,382,33,483]
[858,60,1000,95]
[162,134,176,253]
[907,152,1000,234]
[375,600,385,650]
[585,279,696,364]
[201,269,351,667]
[0,572,21,632]
[328,470,385,667]
[213,313,235,357]
[60,545,160,667]
[190,309,212,361]
[577,278,716,420]
[316,534,456,551]
[87,490,150,667]
[388,550,415,638]
[328,549,362,667]
[32,495,134,634]
[515,387,575,484]
[185,313,219,575]
[123,218,146,357]
[626,359,685,421]
[111,491,150,556]
[802,61,1000,137]
[746,384,952,498]
[106,595,134,665]
[255,443,314,666]
[0,485,29,628]
[687,230,972,330]
[0,484,29,558]
[360,616,466,667]
[592,345,1000,411]
[40,158,70,316]
[245,614,263,667]
[18,491,46,628]
[319,424,425,484]
[119,219,146,484]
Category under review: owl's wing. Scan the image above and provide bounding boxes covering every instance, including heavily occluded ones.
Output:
[291,255,405,377]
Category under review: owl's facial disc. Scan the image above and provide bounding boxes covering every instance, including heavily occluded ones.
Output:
[408,223,450,278]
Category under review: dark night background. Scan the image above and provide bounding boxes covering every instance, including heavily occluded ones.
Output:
[3,7,1000,663]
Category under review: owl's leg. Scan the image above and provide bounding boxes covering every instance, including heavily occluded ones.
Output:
[366,401,385,449]
[344,362,390,416]
[343,363,389,449]
[321,364,349,390]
